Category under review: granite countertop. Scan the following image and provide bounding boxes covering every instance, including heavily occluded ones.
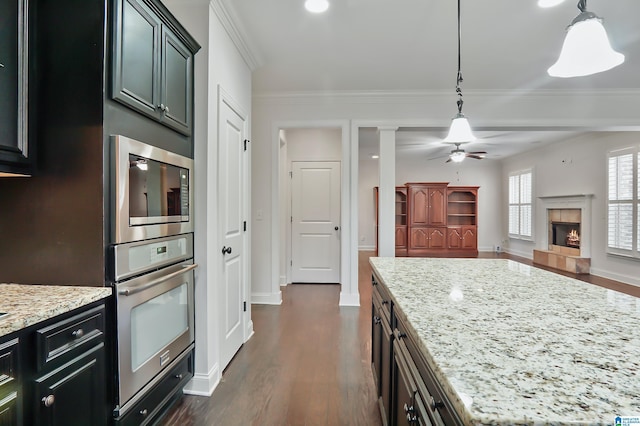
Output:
[0,283,112,338]
[369,257,640,425]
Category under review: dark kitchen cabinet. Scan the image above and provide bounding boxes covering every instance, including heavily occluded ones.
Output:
[372,276,393,426]
[0,300,109,426]
[32,304,106,426]
[0,338,21,426]
[33,345,105,426]
[112,0,195,136]
[0,0,33,176]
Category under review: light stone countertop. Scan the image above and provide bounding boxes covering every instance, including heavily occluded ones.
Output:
[369,257,640,425]
[0,283,112,338]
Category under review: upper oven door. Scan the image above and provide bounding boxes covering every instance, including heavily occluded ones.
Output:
[111,135,194,244]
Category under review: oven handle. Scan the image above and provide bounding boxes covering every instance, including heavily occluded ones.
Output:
[118,263,198,296]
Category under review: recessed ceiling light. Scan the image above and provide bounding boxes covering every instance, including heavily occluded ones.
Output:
[305,0,329,13]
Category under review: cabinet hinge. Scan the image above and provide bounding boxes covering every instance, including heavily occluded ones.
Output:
[243,301,247,312]
[243,221,247,232]
[244,139,250,151]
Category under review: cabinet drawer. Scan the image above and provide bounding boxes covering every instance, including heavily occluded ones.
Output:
[36,305,105,371]
[115,349,193,426]
[0,338,19,396]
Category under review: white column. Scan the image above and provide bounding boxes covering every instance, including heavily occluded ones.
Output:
[378,127,397,257]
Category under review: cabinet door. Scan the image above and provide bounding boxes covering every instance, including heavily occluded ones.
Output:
[0,338,20,426]
[427,228,446,249]
[34,344,106,426]
[461,226,477,250]
[410,188,429,226]
[428,188,446,226]
[0,0,31,173]
[161,26,192,135]
[410,227,429,250]
[380,318,392,425]
[371,296,383,393]
[447,227,462,249]
[396,226,408,250]
[112,0,161,119]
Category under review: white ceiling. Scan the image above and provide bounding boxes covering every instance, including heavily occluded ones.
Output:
[220,0,639,158]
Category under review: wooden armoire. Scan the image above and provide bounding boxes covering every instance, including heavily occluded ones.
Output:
[375,183,478,257]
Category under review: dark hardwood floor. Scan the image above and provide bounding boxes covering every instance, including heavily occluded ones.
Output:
[160,257,382,426]
[161,250,637,425]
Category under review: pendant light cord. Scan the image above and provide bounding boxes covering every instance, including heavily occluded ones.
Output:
[455,0,464,114]
[577,0,587,13]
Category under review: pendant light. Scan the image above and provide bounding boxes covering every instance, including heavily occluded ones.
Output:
[305,0,329,13]
[443,0,475,144]
[548,0,624,78]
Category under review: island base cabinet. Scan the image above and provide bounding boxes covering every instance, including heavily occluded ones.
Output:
[33,343,106,426]
[0,392,18,426]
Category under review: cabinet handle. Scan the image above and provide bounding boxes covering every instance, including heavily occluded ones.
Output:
[381,300,388,305]
[175,373,183,380]
[398,332,407,338]
[140,409,149,417]
[72,328,84,339]
[42,395,55,407]
[222,246,232,255]
[431,396,444,410]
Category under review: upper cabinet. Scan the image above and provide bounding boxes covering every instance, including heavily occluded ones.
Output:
[0,0,33,176]
[112,0,198,136]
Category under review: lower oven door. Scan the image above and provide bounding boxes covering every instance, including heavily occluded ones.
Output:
[115,259,196,408]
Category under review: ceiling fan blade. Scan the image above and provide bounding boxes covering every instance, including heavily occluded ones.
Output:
[467,151,487,155]
[445,157,452,163]
[466,154,485,160]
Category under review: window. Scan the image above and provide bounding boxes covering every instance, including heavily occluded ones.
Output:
[509,170,533,239]
[608,147,639,257]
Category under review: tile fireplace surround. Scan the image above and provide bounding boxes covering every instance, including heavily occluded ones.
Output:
[533,194,593,274]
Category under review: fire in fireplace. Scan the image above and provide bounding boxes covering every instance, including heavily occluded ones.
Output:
[552,222,580,249]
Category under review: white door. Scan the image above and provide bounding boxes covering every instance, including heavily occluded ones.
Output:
[219,97,246,369]
[291,161,341,283]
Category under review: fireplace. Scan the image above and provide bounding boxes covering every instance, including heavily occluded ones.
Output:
[551,222,580,249]
[534,195,593,274]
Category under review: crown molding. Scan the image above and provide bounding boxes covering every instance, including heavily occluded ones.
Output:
[253,88,640,102]
[210,0,262,70]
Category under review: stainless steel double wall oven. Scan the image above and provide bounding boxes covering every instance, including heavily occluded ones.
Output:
[109,135,196,422]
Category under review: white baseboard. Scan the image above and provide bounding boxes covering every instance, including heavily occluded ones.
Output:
[358,245,375,251]
[339,292,360,307]
[505,248,533,259]
[245,320,254,341]
[183,363,220,397]
[251,291,283,305]
[590,266,640,287]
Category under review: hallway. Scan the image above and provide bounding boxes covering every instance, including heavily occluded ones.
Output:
[160,253,381,425]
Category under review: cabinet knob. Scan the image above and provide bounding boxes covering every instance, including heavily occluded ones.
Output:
[381,300,389,305]
[42,395,55,407]
[164,106,170,113]
[72,328,84,339]
[431,396,444,410]
[373,316,381,324]
[158,104,166,112]
[175,373,183,380]
[140,409,149,417]
[222,246,232,255]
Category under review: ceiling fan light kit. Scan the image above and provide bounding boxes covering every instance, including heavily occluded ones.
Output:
[548,0,624,77]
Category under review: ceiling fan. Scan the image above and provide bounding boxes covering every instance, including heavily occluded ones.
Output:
[446,143,487,163]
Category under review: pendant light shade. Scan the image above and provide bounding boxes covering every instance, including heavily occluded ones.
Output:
[305,0,329,13]
[548,2,624,78]
[444,0,475,146]
[443,113,475,143]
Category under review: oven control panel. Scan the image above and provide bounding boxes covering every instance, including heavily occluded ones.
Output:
[112,233,194,281]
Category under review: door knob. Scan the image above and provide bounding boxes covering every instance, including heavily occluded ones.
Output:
[222,246,232,255]
[334,226,339,231]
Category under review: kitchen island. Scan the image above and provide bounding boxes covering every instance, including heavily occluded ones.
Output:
[370,257,640,425]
